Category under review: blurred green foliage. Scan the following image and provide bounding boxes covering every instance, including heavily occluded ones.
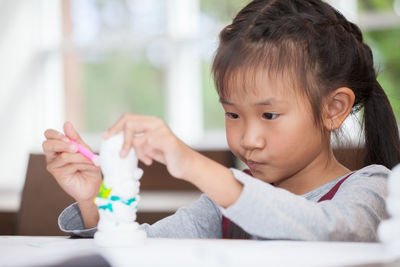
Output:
[359,0,400,119]
[364,28,400,119]
[202,61,225,130]
[359,0,395,11]
[83,51,165,132]
[200,0,250,23]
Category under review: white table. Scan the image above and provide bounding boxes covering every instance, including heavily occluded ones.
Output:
[1,236,399,267]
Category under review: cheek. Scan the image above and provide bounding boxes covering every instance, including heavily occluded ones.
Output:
[267,119,313,155]
[225,124,240,152]
[266,129,297,157]
[274,117,322,156]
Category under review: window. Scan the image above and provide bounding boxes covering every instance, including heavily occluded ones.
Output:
[65,0,167,134]
[64,0,251,150]
[0,0,64,204]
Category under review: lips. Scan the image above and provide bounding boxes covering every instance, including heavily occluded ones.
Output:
[247,160,262,170]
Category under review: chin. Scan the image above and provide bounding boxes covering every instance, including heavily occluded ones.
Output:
[251,168,276,184]
[249,168,265,177]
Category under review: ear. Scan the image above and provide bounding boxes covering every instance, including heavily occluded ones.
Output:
[322,87,355,131]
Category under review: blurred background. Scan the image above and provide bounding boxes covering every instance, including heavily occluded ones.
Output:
[0,0,399,225]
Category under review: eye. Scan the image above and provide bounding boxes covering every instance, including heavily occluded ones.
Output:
[225,112,239,119]
[262,113,279,120]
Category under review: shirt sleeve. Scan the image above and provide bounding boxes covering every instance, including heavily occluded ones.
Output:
[58,194,222,238]
[58,202,97,238]
[141,194,223,238]
[219,166,389,242]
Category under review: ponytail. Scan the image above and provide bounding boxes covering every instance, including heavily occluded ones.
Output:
[363,81,400,169]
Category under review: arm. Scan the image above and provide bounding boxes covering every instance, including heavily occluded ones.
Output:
[103,114,245,208]
[176,148,244,208]
[59,194,223,238]
[221,166,389,241]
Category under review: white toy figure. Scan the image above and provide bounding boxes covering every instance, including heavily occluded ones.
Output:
[378,164,400,254]
[94,132,147,247]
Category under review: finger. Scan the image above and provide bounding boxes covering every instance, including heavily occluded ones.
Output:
[136,150,153,166]
[63,121,92,150]
[141,155,153,166]
[43,140,78,154]
[141,135,166,165]
[120,124,135,158]
[64,121,80,140]
[118,118,156,158]
[43,139,78,162]
[140,129,171,166]
[44,129,70,142]
[43,129,73,162]
[130,134,151,165]
[102,113,131,139]
[54,163,99,180]
[147,149,165,165]
[49,152,94,169]
[103,114,162,139]
[134,132,167,166]
[64,122,83,144]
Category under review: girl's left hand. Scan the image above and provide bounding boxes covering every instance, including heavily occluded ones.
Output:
[102,113,195,180]
[103,113,243,208]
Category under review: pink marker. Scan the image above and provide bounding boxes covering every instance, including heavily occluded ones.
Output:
[69,139,100,166]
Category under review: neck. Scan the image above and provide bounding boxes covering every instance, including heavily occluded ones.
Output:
[274,147,350,195]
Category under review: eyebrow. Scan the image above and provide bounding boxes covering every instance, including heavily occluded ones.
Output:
[219,98,284,106]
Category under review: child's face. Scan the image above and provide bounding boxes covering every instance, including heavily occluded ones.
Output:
[221,73,327,186]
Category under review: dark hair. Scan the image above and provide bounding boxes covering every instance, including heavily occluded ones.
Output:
[212,0,400,169]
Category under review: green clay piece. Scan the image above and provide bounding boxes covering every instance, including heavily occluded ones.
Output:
[97,182,112,199]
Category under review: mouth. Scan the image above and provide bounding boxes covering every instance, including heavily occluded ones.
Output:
[246,160,263,171]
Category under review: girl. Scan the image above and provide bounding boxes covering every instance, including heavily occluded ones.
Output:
[43,0,400,241]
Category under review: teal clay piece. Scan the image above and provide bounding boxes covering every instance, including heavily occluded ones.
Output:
[98,203,113,212]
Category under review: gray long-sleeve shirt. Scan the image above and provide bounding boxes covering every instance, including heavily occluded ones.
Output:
[59,164,389,241]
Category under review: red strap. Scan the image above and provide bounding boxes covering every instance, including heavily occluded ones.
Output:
[222,216,230,238]
[318,172,354,202]
[243,169,252,176]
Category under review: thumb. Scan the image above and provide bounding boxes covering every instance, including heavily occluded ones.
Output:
[64,121,89,148]
[64,121,80,140]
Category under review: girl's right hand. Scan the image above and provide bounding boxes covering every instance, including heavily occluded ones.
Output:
[42,122,102,203]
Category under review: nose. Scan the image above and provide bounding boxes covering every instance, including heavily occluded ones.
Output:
[240,123,265,150]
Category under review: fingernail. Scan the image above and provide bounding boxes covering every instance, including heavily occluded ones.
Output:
[120,149,127,158]
[69,144,77,152]
[63,137,70,143]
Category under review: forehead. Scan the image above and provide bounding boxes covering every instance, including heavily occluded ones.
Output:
[221,67,302,104]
